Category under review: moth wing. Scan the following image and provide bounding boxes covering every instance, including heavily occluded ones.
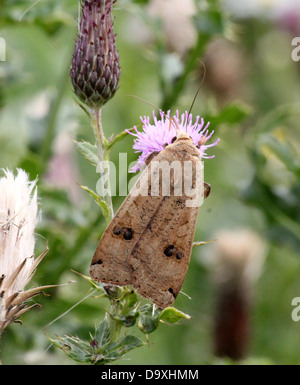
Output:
[90,149,173,286]
[129,142,203,308]
[130,195,199,308]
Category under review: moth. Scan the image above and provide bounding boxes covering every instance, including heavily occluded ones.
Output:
[90,126,211,308]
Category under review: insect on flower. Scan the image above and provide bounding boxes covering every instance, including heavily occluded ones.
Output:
[90,107,219,308]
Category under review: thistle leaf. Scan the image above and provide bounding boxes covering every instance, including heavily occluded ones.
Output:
[159,307,191,324]
[94,319,110,348]
[73,140,98,166]
[79,184,111,223]
[106,127,136,151]
[105,335,144,357]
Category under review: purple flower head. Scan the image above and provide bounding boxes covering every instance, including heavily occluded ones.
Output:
[127,110,220,172]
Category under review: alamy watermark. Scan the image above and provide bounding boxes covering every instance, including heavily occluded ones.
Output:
[291,297,300,321]
[291,37,300,62]
[96,153,204,208]
[0,37,6,62]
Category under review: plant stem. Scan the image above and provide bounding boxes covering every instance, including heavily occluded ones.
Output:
[90,108,114,220]
[106,300,122,343]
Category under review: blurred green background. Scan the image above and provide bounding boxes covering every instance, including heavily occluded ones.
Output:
[0,0,300,365]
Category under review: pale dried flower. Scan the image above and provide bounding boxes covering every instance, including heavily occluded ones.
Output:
[0,169,53,335]
[205,228,267,288]
[148,0,197,56]
[202,228,267,360]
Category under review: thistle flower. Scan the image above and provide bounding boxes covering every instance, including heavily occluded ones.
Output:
[70,0,121,109]
[127,110,219,172]
[0,170,52,336]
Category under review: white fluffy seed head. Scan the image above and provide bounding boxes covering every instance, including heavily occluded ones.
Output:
[0,169,38,294]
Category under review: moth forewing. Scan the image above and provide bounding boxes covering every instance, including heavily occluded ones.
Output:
[90,131,205,308]
[130,196,199,308]
[129,135,204,308]
[184,159,204,208]
[90,144,184,286]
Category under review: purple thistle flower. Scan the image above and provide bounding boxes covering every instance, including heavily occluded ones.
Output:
[127,110,220,172]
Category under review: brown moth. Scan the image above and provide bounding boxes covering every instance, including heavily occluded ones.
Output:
[90,130,206,308]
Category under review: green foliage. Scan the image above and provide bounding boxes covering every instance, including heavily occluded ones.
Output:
[50,326,144,365]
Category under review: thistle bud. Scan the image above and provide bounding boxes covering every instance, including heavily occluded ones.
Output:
[70,0,121,109]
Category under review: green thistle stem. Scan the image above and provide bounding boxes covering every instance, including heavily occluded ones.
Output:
[90,108,114,221]
[106,301,122,343]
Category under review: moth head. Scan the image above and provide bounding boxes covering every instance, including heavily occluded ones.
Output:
[174,130,193,143]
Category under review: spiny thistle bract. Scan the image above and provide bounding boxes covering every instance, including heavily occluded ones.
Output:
[70,0,121,109]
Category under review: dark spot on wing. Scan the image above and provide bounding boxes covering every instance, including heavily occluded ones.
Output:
[168,288,176,298]
[123,228,133,240]
[164,245,175,257]
[113,227,122,236]
[91,259,103,266]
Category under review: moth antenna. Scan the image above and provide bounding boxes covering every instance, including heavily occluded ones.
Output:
[19,0,42,21]
[171,117,181,135]
[187,60,207,117]
[126,95,163,115]
[126,94,179,132]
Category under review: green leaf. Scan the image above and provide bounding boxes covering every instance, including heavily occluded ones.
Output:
[113,313,139,327]
[71,270,109,296]
[106,127,136,151]
[159,307,191,324]
[138,314,159,334]
[73,98,92,119]
[80,184,111,223]
[137,305,162,334]
[207,103,252,126]
[50,333,143,365]
[193,239,216,248]
[259,135,300,177]
[254,103,300,134]
[49,335,92,363]
[121,289,139,310]
[105,335,144,357]
[95,319,110,348]
[74,140,98,166]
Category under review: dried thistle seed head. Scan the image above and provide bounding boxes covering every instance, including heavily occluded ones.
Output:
[0,170,52,335]
[70,0,121,109]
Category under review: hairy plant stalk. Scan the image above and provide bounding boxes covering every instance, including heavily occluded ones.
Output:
[90,108,114,220]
